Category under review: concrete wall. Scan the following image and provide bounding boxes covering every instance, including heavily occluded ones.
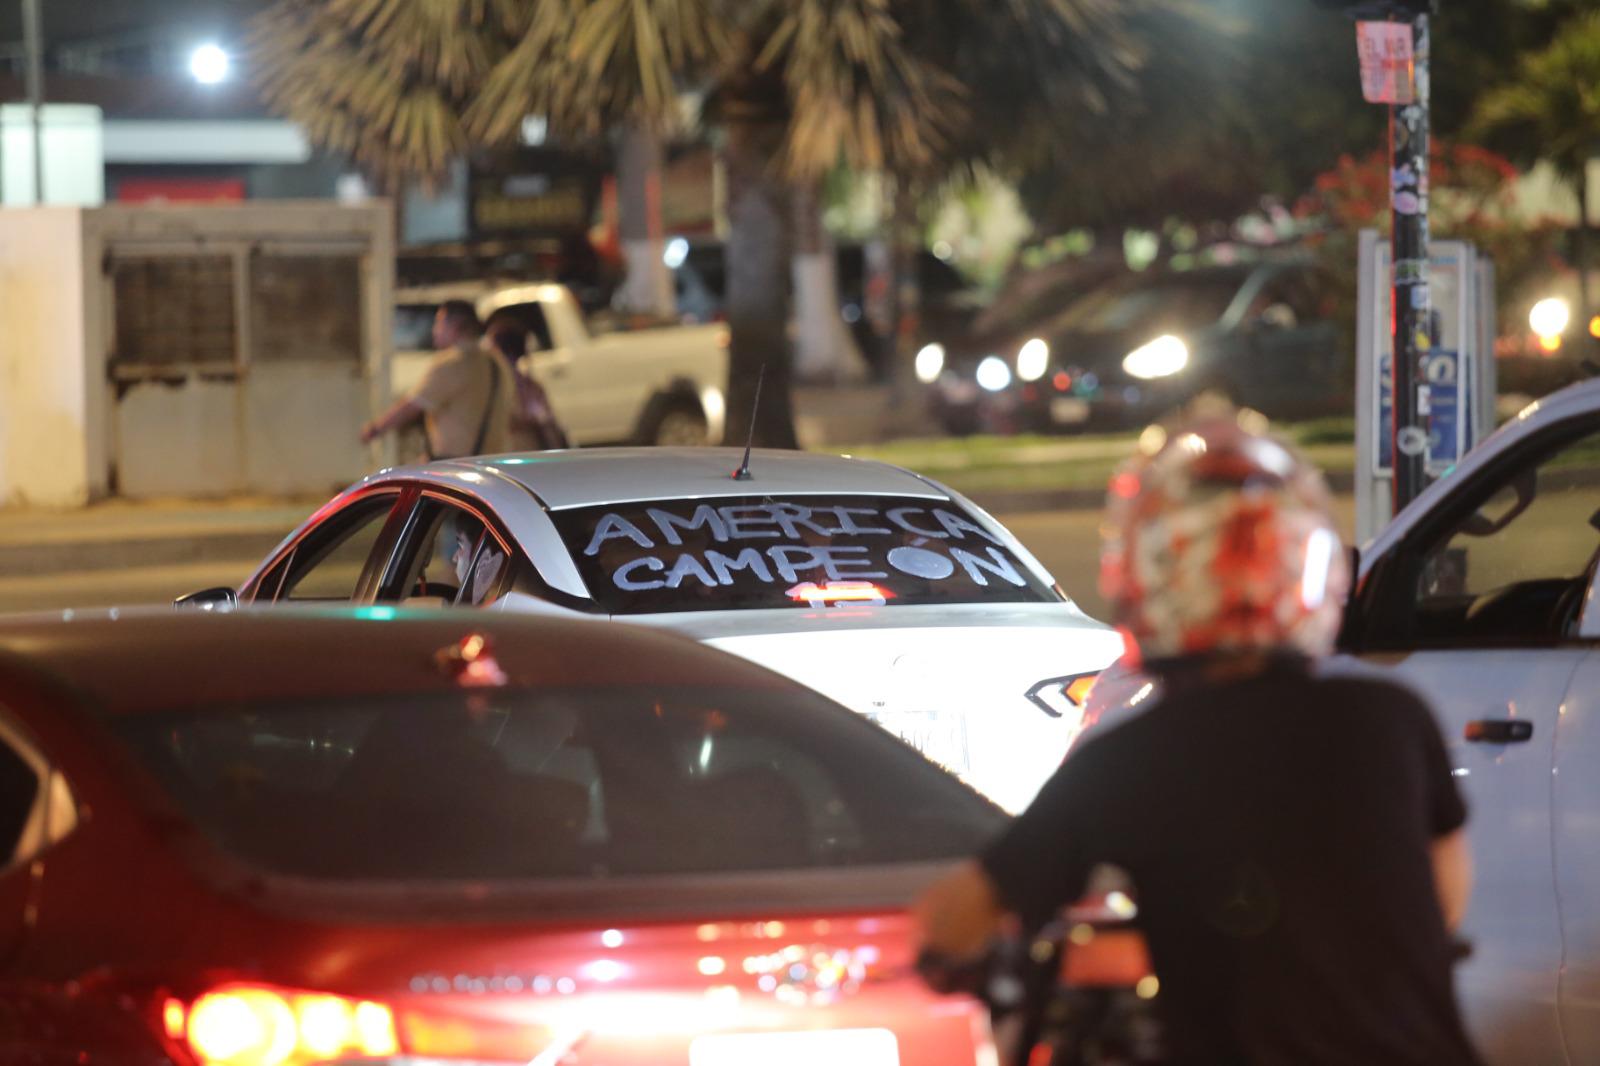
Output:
[0,201,395,506]
[0,208,94,506]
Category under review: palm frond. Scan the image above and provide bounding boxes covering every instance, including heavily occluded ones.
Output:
[464,0,731,144]
[250,0,513,185]
[1470,11,1600,186]
[759,0,962,180]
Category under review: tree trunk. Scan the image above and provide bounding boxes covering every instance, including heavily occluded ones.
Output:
[1577,179,1594,361]
[885,175,925,407]
[791,178,865,383]
[614,124,675,319]
[721,114,798,450]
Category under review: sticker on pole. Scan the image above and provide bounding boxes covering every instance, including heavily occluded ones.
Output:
[1356,22,1415,105]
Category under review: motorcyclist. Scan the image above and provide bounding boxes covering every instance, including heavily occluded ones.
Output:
[915,407,1482,1066]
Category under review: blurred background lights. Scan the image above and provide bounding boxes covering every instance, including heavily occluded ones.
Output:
[190,43,230,85]
[1529,297,1570,339]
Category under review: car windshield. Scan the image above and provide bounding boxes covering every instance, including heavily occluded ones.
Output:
[1049,273,1242,335]
[113,683,1003,882]
[551,494,1057,614]
[395,303,439,350]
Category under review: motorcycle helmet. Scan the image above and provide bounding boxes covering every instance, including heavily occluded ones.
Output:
[1099,405,1349,663]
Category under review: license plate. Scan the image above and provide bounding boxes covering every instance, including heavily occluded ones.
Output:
[1051,397,1090,424]
[867,710,971,777]
[690,1029,900,1066]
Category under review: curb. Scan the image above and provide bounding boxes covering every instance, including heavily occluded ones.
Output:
[0,528,289,578]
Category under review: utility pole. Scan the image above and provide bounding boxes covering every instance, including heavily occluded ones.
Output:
[1388,11,1431,512]
[1314,0,1434,512]
[21,0,44,204]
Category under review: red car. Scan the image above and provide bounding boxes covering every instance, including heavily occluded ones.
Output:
[0,609,1005,1065]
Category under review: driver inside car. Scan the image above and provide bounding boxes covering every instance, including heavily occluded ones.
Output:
[411,511,502,606]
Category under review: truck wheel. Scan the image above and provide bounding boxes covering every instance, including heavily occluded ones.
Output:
[649,403,710,447]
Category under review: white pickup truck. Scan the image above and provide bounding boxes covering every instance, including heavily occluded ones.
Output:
[392,282,730,447]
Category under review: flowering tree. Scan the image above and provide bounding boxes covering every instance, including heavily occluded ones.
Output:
[1296,141,1568,369]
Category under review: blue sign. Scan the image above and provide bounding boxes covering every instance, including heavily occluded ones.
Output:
[1377,349,1467,474]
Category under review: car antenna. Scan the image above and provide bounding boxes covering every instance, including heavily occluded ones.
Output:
[731,362,766,482]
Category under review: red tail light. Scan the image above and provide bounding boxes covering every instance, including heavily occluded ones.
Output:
[163,983,549,1065]
[786,581,894,605]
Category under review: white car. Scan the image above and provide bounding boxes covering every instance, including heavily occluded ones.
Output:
[1083,378,1600,1065]
[180,448,1123,812]
[394,282,730,446]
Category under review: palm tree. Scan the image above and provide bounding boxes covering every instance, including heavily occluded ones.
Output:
[252,0,1148,446]
[251,0,516,189]
[1472,13,1600,344]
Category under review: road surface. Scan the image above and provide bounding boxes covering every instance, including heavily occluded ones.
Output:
[0,499,1358,619]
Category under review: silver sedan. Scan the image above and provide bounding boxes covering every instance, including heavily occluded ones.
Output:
[183,447,1123,812]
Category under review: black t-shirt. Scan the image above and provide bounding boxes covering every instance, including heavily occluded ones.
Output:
[981,654,1482,1066]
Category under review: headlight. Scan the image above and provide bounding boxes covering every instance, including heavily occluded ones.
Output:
[1530,297,1570,338]
[914,343,945,383]
[975,355,1012,392]
[1015,337,1049,382]
[1122,335,1189,380]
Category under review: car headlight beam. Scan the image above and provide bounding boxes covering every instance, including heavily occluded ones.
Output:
[975,355,1012,392]
[914,343,945,383]
[1016,337,1050,382]
[1122,335,1189,380]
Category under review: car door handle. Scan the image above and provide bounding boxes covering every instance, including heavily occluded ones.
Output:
[1464,719,1533,744]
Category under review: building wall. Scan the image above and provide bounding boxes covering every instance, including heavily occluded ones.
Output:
[0,202,396,506]
[0,208,93,506]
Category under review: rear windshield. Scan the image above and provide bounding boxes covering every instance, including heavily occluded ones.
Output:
[113,683,1002,882]
[552,495,1056,614]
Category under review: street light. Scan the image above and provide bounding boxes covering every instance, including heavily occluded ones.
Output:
[190,44,231,86]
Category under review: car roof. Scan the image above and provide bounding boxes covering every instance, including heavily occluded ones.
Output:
[0,608,795,718]
[408,447,949,510]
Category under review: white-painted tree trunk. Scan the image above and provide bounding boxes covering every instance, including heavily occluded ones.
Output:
[614,124,675,319]
[791,180,866,383]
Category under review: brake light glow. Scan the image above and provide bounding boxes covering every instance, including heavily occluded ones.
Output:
[177,985,398,1066]
[402,1010,551,1061]
[786,581,893,605]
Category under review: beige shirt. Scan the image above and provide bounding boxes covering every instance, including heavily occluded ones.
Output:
[409,342,517,459]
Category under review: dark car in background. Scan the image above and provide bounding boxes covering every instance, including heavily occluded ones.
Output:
[0,610,1005,1065]
[925,260,1345,434]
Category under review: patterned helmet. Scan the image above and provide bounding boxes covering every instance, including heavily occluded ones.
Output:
[1099,406,1349,663]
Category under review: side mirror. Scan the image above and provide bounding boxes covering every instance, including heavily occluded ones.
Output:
[174,587,238,612]
[1337,545,1363,652]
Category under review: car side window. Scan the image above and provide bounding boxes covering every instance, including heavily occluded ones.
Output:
[278,496,399,603]
[1247,273,1315,328]
[494,302,555,352]
[392,500,511,608]
[0,714,77,870]
[1395,428,1600,646]
[0,739,37,865]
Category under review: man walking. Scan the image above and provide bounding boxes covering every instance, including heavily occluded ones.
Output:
[361,300,515,460]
